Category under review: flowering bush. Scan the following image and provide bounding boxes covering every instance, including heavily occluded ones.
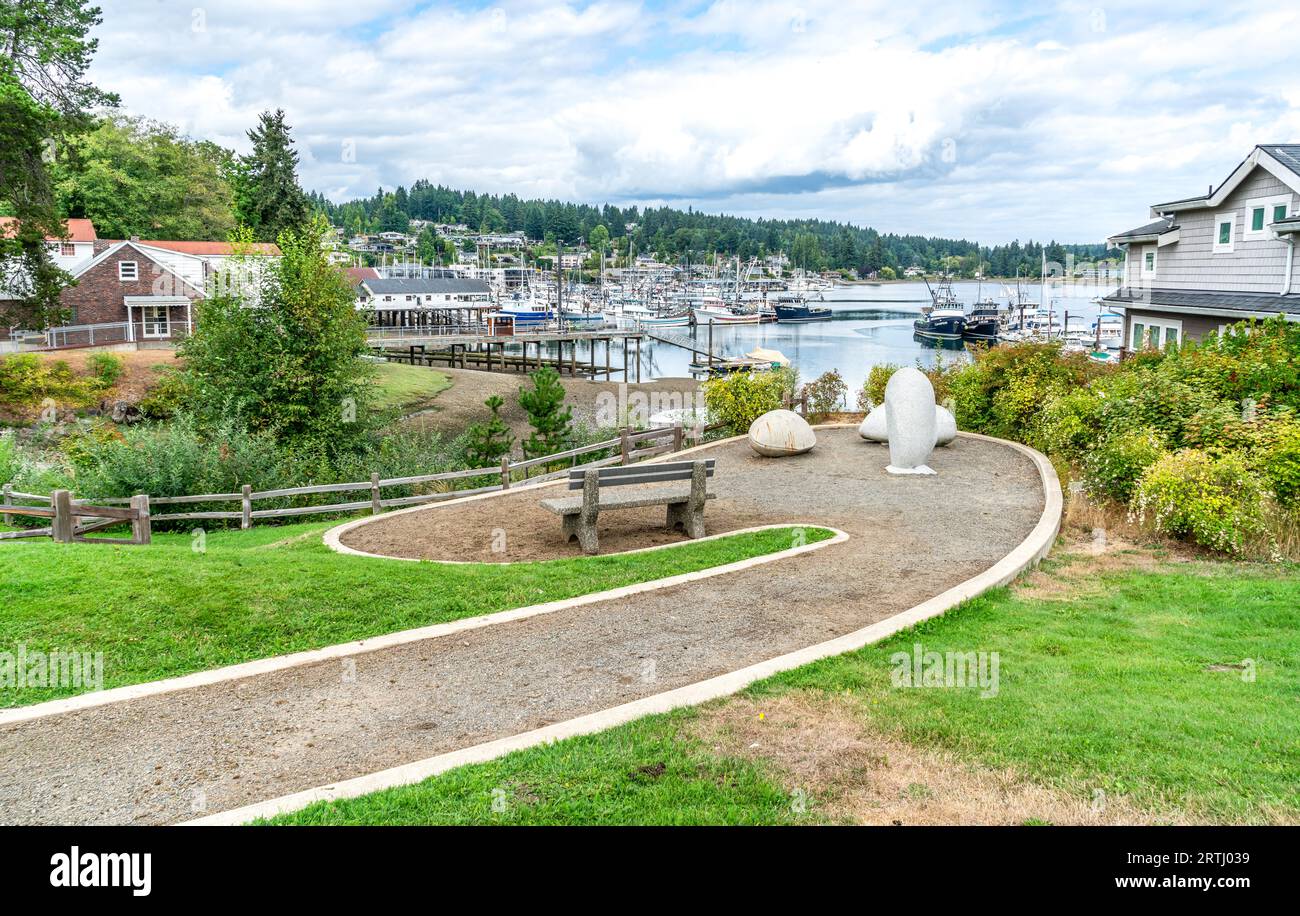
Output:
[1131,450,1269,557]
[1082,428,1167,504]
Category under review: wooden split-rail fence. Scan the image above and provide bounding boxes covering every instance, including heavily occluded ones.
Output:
[0,423,712,545]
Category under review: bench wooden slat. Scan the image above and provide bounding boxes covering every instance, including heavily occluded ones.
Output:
[566,459,715,490]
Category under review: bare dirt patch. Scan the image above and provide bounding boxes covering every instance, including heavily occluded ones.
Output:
[40,349,178,405]
[691,692,1201,825]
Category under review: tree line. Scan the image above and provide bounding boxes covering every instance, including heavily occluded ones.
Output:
[311,182,1118,278]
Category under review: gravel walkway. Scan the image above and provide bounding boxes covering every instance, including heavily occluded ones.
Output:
[0,429,1044,825]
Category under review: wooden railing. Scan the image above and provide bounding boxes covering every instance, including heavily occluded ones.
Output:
[0,491,150,544]
[1,423,713,540]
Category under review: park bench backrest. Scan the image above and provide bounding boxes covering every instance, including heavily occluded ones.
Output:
[566,459,716,490]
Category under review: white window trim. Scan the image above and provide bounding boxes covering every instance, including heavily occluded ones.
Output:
[1130,315,1182,350]
[118,260,139,281]
[1142,247,1157,279]
[1242,194,1293,241]
[1212,212,1236,253]
[140,304,170,338]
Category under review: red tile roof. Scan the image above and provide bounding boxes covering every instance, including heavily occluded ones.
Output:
[131,239,282,256]
[0,217,98,241]
[344,266,381,284]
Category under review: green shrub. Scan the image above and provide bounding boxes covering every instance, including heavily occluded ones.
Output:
[464,395,514,467]
[1032,388,1103,460]
[138,368,193,420]
[86,352,124,388]
[802,369,847,417]
[1256,423,1300,508]
[0,354,92,409]
[703,368,797,432]
[1082,427,1167,504]
[859,364,899,411]
[1131,450,1270,557]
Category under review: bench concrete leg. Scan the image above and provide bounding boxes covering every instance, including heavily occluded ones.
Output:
[666,501,706,539]
[561,512,600,553]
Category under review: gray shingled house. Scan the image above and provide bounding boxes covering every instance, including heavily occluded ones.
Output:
[1103,145,1300,350]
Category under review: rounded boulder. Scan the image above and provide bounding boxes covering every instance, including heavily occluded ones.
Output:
[748,409,817,457]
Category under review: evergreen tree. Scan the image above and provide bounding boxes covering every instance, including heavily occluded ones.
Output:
[518,367,573,459]
[464,395,514,467]
[0,0,116,329]
[239,109,310,242]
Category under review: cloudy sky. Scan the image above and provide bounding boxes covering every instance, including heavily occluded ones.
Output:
[87,0,1300,243]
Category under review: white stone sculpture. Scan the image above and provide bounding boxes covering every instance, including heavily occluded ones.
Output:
[859,404,956,447]
[748,409,816,457]
[883,367,937,474]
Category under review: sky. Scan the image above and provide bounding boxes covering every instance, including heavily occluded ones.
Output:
[86,0,1300,244]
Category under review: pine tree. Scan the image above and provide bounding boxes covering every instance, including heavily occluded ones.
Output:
[239,109,310,242]
[518,367,573,459]
[465,395,514,467]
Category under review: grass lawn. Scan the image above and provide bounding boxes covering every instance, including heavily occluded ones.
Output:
[0,521,831,708]
[370,361,451,412]
[266,549,1300,825]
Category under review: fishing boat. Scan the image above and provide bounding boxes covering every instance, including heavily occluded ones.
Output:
[499,292,554,325]
[693,297,761,324]
[770,294,831,323]
[913,276,966,341]
[561,309,605,326]
[962,297,1002,343]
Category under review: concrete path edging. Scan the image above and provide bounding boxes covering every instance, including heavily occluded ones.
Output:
[184,432,1062,826]
[0,524,847,727]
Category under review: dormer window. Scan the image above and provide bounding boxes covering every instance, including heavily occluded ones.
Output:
[118,260,139,281]
[1243,194,1292,241]
[60,243,76,257]
[1212,213,1235,253]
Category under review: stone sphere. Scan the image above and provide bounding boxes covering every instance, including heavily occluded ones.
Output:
[748,409,817,457]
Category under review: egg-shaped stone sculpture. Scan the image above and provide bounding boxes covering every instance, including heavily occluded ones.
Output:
[748,409,817,457]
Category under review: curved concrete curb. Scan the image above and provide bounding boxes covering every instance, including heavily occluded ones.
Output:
[185,432,1061,826]
[0,524,848,727]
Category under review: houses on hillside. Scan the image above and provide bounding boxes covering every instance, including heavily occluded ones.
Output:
[1103,145,1300,348]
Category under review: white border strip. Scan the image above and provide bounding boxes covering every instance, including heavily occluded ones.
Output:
[186,433,1061,826]
[0,524,847,727]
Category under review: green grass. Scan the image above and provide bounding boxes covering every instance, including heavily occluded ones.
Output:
[262,711,807,826]
[266,553,1300,825]
[0,521,831,707]
[370,361,451,411]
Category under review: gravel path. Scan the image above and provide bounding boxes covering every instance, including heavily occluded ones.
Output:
[0,429,1044,825]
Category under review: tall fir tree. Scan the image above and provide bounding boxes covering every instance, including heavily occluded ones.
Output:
[0,0,116,329]
[239,109,310,242]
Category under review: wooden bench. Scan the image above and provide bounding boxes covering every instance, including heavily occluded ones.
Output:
[540,459,716,555]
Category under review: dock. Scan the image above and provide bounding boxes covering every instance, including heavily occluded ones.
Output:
[368,327,648,382]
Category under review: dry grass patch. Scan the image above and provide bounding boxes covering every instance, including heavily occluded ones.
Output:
[691,692,1202,826]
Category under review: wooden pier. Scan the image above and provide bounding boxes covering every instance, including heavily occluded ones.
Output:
[370,328,647,382]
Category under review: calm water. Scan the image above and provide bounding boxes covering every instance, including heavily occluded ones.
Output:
[642,281,1110,393]
[523,280,1111,395]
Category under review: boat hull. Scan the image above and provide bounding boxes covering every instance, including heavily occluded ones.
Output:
[773,304,832,323]
[913,315,966,340]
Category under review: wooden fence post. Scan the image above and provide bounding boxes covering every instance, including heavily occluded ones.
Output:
[241,484,252,530]
[672,422,683,452]
[130,494,151,545]
[370,473,382,514]
[52,489,74,543]
[800,392,808,417]
[500,456,511,490]
[2,483,11,527]
[620,427,631,465]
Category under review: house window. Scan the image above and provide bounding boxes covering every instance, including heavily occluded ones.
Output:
[1212,213,1235,253]
[60,243,76,257]
[1243,195,1292,240]
[1142,249,1156,278]
[141,305,169,338]
[1130,316,1182,350]
[118,260,139,281]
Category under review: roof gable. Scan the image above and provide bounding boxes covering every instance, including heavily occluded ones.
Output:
[1152,145,1300,213]
[72,241,206,298]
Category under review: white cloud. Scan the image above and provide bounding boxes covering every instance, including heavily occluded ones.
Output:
[85,0,1300,242]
